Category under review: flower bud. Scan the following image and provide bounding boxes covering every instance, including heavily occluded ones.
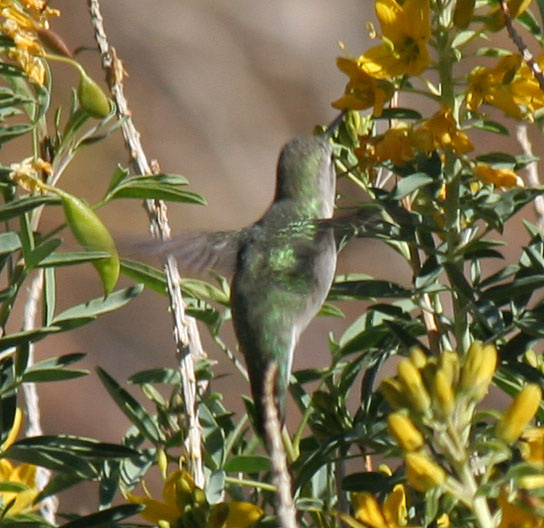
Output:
[518,474,544,490]
[520,427,544,464]
[398,358,431,413]
[379,378,406,410]
[439,350,459,387]
[409,347,427,369]
[497,384,542,444]
[405,452,446,492]
[78,73,111,118]
[388,412,424,451]
[433,369,455,416]
[460,341,497,400]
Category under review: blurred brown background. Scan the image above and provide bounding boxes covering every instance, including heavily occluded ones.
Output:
[5,0,542,515]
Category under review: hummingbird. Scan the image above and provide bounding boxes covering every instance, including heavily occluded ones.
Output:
[144,133,394,434]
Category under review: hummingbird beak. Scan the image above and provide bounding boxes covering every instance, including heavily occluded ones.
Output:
[322,111,347,138]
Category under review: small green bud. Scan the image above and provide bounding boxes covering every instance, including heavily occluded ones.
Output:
[78,73,111,118]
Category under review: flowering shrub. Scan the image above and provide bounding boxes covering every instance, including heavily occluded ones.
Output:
[1,1,544,527]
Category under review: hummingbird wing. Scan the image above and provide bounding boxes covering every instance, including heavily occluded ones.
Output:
[130,229,247,274]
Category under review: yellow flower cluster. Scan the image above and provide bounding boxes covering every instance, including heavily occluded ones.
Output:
[334,0,430,114]
[0,0,59,85]
[126,469,263,528]
[381,343,499,492]
[354,105,473,169]
[466,54,544,120]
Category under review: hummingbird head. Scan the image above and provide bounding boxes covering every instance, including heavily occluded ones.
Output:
[274,136,336,218]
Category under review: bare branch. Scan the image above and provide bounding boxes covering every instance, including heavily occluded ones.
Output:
[87,0,205,487]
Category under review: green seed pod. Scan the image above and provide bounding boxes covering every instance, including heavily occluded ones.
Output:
[78,73,111,118]
[57,189,119,295]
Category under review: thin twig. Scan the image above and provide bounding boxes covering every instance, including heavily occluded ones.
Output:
[263,363,298,528]
[516,124,544,229]
[499,0,544,91]
[86,0,205,487]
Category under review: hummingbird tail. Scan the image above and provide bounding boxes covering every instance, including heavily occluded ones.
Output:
[251,360,286,437]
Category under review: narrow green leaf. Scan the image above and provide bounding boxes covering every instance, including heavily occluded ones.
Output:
[128,368,181,385]
[96,367,162,444]
[375,108,422,120]
[470,119,509,135]
[120,258,166,294]
[44,266,55,326]
[0,195,58,222]
[38,251,112,267]
[59,504,143,528]
[392,173,434,199]
[22,369,88,382]
[224,455,270,473]
[24,238,62,268]
[0,232,20,254]
[0,327,61,352]
[52,285,143,327]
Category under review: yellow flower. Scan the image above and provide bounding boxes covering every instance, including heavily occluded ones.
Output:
[352,484,410,528]
[358,0,431,79]
[497,384,542,444]
[474,163,524,189]
[466,54,544,119]
[415,106,473,154]
[0,409,39,517]
[397,358,431,413]
[126,470,263,528]
[498,489,544,528]
[376,126,416,166]
[332,57,394,116]
[9,156,52,192]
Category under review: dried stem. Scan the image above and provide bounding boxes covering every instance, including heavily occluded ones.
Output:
[516,124,544,229]
[22,270,58,523]
[86,0,205,487]
[263,363,298,528]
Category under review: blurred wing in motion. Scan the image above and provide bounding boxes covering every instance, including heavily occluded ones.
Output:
[130,229,246,274]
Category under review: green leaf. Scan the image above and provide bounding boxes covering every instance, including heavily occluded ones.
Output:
[59,504,143,528]
[21,369,88,382]
[0,327,61,352]
[342,471,393,492]
[182,278,230,305]
[392,173,434,199]
[128,368,181,385]
[38,251,112,267]
[475,152,517,165]
[206,470,225,504]
[0,195,58,222]
[105,174,206,204]
[96,367,163,444]
[0,232,20,254]
[24,238,62,268]
[11,435,139,458]
[329,279,410,300]
[224,455,271,473]
[120,258,166,294]
[375,108,422,120]
[51,285,143,329]
[470,119,509,135]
